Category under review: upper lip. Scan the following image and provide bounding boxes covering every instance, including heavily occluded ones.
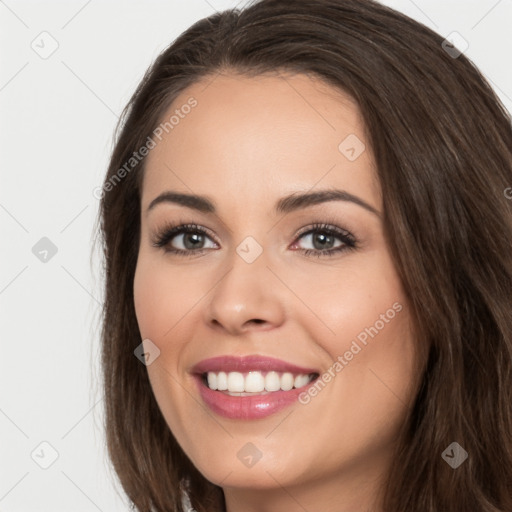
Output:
[191,355,319,375]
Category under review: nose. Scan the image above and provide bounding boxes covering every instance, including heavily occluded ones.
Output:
[204,247,286,335]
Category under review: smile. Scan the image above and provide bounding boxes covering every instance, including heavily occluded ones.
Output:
[203,371,316,394]
[191,355,320,419]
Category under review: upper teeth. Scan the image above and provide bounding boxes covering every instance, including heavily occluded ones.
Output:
[206,371,314,393]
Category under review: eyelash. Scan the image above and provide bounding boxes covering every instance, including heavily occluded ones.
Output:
[150,219,357,258]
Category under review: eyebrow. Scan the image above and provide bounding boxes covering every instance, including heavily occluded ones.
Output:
[146,189,380,217]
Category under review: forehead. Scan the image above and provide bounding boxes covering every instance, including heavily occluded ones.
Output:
[141,72,380,216]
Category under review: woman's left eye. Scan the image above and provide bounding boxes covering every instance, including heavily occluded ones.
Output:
[151,222,357,258]
[291,223,356,258]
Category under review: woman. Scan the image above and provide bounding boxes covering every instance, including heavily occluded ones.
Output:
[95,0,512,510]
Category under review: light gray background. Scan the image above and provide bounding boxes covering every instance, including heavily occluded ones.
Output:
[1,1,511,510]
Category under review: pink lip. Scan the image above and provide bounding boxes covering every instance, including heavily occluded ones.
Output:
[191,355,318,375]
[191,355,319,420]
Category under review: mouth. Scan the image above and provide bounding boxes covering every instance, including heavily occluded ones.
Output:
[191,355,320,420]
[201,370,318,395]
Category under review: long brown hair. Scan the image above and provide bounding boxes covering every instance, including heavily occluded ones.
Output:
[94,0,512,510]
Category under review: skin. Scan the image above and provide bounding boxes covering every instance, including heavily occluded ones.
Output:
[133,72,419,512]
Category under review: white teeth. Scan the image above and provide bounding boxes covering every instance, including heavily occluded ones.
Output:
[294,374,310,388]
[207,372,217,390]
[227,372,244,392]
[265,371,281,392]
[245,371,265,392]
[280,372,294,391]
[205,370,315,393]
[217,371,227,391]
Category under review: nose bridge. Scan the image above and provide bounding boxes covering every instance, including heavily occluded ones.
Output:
[235,234,266,266]
[217,234,271,306]
[205,234,285,332]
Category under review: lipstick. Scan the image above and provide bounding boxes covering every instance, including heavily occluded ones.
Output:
[191,355,319,420]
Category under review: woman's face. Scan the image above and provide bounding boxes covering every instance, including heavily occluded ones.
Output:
[134,72,418,509]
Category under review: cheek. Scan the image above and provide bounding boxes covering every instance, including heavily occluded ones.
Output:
[287,254,417,406]
[133,256,199,433]
[287,254,407,351]
[133,262,163,341]
[133,254,199,345]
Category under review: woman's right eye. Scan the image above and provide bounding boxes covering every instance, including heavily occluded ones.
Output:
[151,223,218,256]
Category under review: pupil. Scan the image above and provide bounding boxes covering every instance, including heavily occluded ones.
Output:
[313,233,334,250]
[184,233,204,250]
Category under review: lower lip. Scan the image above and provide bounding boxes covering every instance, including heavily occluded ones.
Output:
[194,376,314,420]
